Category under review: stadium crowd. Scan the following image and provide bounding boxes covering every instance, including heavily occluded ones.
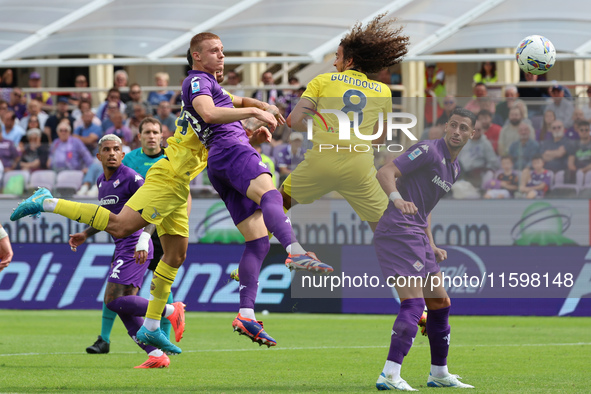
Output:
[1,65,590,199]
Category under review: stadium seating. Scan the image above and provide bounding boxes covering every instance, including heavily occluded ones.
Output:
[28,170,56,192]
[548,170,583,198]
[1,170,31,195]
[55,170,85,197]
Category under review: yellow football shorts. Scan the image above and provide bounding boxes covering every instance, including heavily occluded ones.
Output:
[126,158,191,238]
[282,150,388,223]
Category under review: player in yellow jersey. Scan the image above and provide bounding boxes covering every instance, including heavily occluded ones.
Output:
[11,33,282,355]
[282,14,410,231]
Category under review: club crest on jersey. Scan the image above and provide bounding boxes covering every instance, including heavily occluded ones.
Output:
[113,179,120,188]
[413,260,424,271]
[408,148,422,160]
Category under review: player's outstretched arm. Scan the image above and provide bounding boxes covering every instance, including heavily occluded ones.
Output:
[376,161,418,215]
[0,225,14,273]
[192,96,277,132]
[69,226,101,252]
[288,97,316,132]
[134,224,156,265]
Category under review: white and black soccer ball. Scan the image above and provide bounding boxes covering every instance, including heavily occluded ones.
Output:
[515,35,556,75]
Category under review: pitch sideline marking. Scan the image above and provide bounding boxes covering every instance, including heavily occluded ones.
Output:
[1,342,590,357]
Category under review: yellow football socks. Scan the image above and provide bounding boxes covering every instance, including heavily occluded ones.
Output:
[54,200,110,231]
[146,261,178,320]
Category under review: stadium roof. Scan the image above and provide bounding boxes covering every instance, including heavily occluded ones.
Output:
[1,0,591,67]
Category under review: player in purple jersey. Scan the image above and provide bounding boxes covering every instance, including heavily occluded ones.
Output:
[187,32,332,347]
[374,108,476,391]
[68,135,186,369]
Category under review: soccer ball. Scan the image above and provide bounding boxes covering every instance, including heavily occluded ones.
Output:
[515,35,556,75]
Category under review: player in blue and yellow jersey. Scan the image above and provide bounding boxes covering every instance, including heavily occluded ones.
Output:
[282,14,410,232]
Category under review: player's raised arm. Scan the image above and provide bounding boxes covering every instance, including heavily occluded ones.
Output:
[287,97,316,132]
[192,95,277,132]
[376,161,417,215]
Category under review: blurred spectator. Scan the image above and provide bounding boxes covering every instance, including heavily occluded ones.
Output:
[73,110,103,154]
[536,109,556,142]
[540,120,573,173]
[21,99,49,131]
[508,121,540,171]
[45,96,74,142]
[147,72,175,108]
[473,62,497,84]
[498,106,533,156]
[276,132,305,184]
[564,108,584,140]
[458,119,499,188]
[519,155,551,199]
[48,121,94,172]
[566,119,591,182]
[69,74,92,107]
[105,111,133,149]
[544,85,574,129]
[517,71,546,116]
[125,83,152,119]
[0,69,15,88]
[15,128,48,171]
[2,110,25,146]
[114,70,131,102]
[483,156,518,199]
[436,95,459,125]
[464,83,495,115]
[96,88,126,122]
[477,110,501,154]
[27,72,53,106]
[101,102,122,132]
[125,103,148,148]
[252,71,285,106]
[0,127,19,171]
[223,70,245,97]
[72,98,101,130]
[155,101,177,131]
[427,124,445,140]
[161,124,174,148]
[494,85,528,126]
[8,88,27,119]
[424,63,445,125]
[21,114,49,146]
[583,86,591,120]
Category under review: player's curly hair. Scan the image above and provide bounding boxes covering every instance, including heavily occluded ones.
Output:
[340,14,409,74]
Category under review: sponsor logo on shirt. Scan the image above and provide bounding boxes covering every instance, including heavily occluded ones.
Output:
[441,158,446,165]
[432,175,452,193]
[258,161,268,169]
[408,148,422,160]
[134,174,143,182]
[99,194,120,206]
[420,144,429,152]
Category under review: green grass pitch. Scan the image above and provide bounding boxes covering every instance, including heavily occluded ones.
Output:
[0,310,589,392]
